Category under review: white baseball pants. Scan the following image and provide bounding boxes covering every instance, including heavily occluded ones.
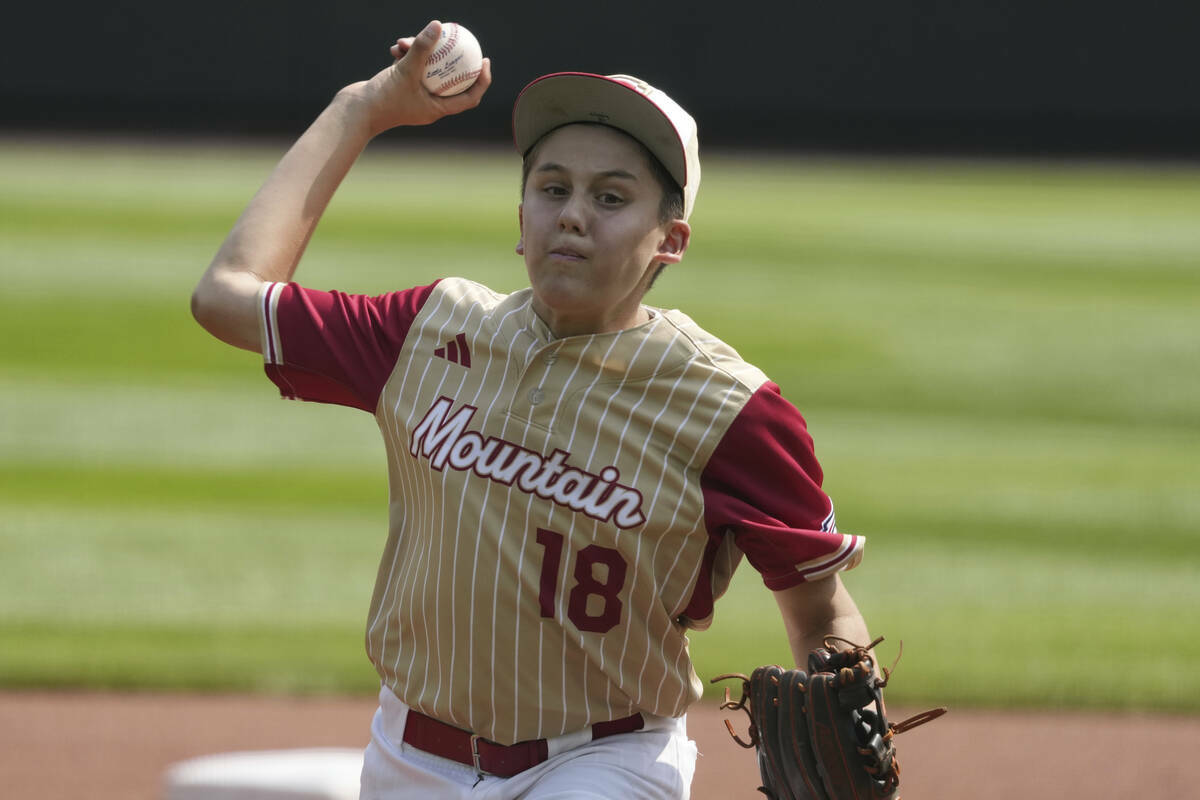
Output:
[359,685,697,799]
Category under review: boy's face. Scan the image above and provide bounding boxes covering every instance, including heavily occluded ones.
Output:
[518,124,688,338]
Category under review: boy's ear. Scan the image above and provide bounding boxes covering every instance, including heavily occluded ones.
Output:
[516,204,524,255]
[654,220,691,265]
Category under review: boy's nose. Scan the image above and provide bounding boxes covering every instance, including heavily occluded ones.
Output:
[557,196,587,233]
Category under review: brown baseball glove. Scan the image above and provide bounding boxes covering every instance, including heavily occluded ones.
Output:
[712,636,946,800]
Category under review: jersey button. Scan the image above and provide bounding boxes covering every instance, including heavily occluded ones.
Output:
[528,387,546,405]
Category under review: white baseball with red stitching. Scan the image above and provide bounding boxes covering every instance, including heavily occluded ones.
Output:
[421,22,483,97]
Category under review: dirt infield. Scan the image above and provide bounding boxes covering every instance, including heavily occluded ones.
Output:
[2,691,1196,799]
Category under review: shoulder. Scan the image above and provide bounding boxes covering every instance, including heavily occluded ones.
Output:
[415,278,528,324]
[428,276,509,305]
[618,307,783,465]
[654,307,771,397]
[651,307,817,459]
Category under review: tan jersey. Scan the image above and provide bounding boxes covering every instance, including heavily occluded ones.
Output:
[259,277,863,745]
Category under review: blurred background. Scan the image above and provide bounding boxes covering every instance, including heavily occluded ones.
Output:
[1,0,1198,725]
[5,0,1200,155]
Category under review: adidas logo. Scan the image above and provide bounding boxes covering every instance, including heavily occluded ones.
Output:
[434,333,472,367]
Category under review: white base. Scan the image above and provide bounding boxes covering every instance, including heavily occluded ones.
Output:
[163,748,364,800]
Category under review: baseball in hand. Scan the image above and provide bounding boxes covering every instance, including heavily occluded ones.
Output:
[422,22,484,96]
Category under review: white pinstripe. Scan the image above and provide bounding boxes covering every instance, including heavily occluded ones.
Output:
[425,300,486,714]
[514,335,609,741]
[488,332,551,739]
[593,320,681,710]
[444,303,527,727]
[648,379,740,712]
[624,368,718,708]
[368,287,452,671]
[557,325,659,724]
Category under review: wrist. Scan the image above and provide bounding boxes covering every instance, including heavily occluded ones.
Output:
[333,83,405,140]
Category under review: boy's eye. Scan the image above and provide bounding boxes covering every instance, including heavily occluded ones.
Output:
[544,185,568,196]
[597,193,624,205]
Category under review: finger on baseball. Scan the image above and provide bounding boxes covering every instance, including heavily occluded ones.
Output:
[440,58,492,112]
[467,58,494,101]
[390,37,416,60]
[402,20,442,65]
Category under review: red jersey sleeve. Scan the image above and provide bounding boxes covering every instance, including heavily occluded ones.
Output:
[258,280,438,412]
[701,382,864,591]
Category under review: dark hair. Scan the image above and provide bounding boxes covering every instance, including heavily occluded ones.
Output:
[519,123,684,225]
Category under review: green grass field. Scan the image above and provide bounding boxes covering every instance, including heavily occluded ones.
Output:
[1,136,1197,712]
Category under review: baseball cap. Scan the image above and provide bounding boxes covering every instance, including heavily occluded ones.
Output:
[512,72,701,220]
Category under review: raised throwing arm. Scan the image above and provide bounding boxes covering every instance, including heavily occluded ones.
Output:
[190,20,492,351]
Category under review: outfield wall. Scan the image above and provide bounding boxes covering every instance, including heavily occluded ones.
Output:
[3,0,1198,155]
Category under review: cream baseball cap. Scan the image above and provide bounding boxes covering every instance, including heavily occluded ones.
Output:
[512,72,701,220]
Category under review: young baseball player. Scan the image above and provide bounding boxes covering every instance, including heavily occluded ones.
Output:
[192,20,876,799]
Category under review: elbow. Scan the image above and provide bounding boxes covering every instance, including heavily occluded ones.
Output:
[188,267,262,352]
[190,279,219,334]
[190,286,205,326]
[187,267,262,352]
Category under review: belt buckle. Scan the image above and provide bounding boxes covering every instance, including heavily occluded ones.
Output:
[470,733,486,775]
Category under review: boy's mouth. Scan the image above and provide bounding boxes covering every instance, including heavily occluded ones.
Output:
[549,247,586,261]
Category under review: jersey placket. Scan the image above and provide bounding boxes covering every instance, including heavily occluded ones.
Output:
[509,343,571,430]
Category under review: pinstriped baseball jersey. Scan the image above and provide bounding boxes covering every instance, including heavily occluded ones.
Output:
[258,276,863,745]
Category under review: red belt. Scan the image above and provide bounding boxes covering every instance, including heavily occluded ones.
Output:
[401,709,645,777]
